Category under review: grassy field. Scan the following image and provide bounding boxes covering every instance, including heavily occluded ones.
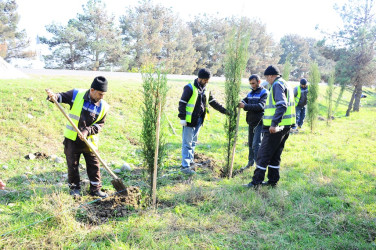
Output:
[0,74,375,249]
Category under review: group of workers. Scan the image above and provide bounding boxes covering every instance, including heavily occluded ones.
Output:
[179,65,309,188]
[0,65,308,197]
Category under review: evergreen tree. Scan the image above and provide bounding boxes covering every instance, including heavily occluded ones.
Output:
[326,72,335,125]
[223,19,250,177]
[282,55,291,81]
[307,61,320,132]
[0,0,30,60]
[140,65,168,197]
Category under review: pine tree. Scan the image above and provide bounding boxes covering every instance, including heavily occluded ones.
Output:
[223,20,250,177]
[282,55,291,81]
[307,61,320,132]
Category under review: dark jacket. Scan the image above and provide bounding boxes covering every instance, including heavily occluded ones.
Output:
[241,86,268,126]
[50,89,107,145]
[294,86,309,107]
[263,77,292,131]
[178,79,227,127]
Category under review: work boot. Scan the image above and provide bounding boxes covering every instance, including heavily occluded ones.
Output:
[261,181,277,188]
[90,190,109,198]
[69,189,81,197]
[242,182,259,189]
[181,166,196,175]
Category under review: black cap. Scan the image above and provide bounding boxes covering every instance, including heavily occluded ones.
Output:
[91,76,108,92]
[198,68,211,79]
[300,78,307,85]
[264,65,280,76]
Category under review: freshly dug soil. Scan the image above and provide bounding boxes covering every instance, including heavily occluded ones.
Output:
[78,186,141,224]
[194,152,218,171]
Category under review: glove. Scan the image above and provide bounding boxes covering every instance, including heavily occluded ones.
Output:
[180,120,187,126]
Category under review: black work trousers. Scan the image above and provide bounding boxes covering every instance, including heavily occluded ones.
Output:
[64,139,102,191]
[252,127,290,185]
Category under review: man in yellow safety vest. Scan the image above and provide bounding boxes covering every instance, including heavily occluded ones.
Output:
[244,65,296,188]
[46,76,109,198]
[178,68,228,174]
[292,78,309,131]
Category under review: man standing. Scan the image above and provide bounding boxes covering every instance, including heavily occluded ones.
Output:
[293,78,309,130]
[244,65,295,188]
[238,74,268,169]
[178,68,227,174]
[47,76,109,198]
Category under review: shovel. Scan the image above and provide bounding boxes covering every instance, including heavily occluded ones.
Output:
[45,89,127,193]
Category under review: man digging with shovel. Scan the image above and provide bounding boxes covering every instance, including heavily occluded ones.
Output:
[46,76,109,198]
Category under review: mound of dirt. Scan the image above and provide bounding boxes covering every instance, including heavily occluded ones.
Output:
[194,152,218,171]
[79,186,141,224]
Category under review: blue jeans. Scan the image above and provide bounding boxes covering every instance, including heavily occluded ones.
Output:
[181,117,203,168]
[248,123,263,166]
[295,106,306,127]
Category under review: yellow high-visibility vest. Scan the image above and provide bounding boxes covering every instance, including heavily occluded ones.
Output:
[263,79,295,126]
[295,85,309,106]
[64,89,109,150]
[185,83,210,123]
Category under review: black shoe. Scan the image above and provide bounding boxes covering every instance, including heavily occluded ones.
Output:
[261,181,277,187]
[69,189,81,197]
[242,182,259,189]
[90,190,108,198]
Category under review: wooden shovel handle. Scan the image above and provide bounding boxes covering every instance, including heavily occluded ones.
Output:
[45,89,119,180]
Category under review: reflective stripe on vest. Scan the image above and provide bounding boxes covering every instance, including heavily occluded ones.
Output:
[263,79,296,126]
[185,83,210,123]
[295,85,309,107]
[64,89,109,150]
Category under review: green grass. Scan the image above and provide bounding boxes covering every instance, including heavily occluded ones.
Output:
[0,75,375,248]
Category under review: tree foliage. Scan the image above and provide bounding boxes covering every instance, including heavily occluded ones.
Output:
[319,0,376,116]
[307,61,320,132]
[140,65,168,195]
[326,72,335,125]
[42,0,125,70]
[223,20,250,177]
[120,0,197,74]
[0,0,29,60]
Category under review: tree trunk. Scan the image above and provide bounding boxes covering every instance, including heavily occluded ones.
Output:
[346,88,357,116]
[353,83,363,111]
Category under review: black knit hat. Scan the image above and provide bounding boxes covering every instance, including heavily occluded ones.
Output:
[300,78,307,85]
[264,65,280,76]
[198,68,211,79]
[91,76,108,92]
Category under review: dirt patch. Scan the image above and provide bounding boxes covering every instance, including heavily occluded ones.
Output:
[78,186,141,224]
[127,136,140,146]
[194,152,218,171]
[24,152,49,160]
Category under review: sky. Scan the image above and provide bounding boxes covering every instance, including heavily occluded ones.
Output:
[16,0,346,45]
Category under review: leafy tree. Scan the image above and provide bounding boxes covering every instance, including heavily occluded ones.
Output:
[120,0,197,74]
[0,0,30,60]
[140,65,168,197]
[307,61,320,132]
[223,19,250,177]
